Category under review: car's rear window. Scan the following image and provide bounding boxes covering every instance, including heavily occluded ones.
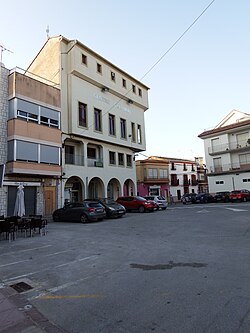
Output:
[88,202,103,208]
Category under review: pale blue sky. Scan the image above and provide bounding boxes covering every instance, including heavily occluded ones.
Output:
[1,0,250,160]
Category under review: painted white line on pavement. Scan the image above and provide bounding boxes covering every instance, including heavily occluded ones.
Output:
[3,255,99,283]
[225,208,248,212]
[197,210,209,213]
[45,250,73,257]
[0,245,53,257]
[28,269,111,300]
[0,259,30,268]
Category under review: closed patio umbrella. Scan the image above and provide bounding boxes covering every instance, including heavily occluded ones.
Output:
[13,184,25,217]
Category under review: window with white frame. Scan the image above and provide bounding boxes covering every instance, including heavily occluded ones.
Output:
[159,169,168,178]
[148,168,157,179]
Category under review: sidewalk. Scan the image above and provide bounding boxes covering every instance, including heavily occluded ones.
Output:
[0,284,67,333]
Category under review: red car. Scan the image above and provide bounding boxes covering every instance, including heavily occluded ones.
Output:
[229,190,250,202]
[116,196,155,213]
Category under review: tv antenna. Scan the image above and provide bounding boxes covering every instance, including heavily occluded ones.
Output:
[46,25,50,39]
[0,44,13,65]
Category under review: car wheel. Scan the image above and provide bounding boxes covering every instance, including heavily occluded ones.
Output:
[162,207,167,210]
[53,213,60,222]
[138,205,145,213]
[80,214,88,223]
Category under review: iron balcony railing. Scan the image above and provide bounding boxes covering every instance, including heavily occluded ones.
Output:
[208,162,250,174]
[208,140,250,155]
[65,153,84,166]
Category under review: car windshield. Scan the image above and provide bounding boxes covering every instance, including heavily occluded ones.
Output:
[135,196,146,201]
[231,191,240,194]
[157,196,166,200]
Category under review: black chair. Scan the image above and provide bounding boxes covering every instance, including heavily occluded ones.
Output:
[0,219,16,242]
[30,217,47,236]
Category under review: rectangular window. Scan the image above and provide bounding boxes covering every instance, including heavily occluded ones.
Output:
[87,147,96,159]
[239,153,250,165]
[40,145,59,165]
[109,151,116,165]
[17,110,38,123]
[183,163,187,171]
[148,168,158,179]
[171,162,176,170]
[65,145,74,164]
[122,79,126,88]
[118,153,124,166]
[215,180,224,184]
[126,154,132,167]
[132,84,136,93]
[120,118,126,139]
[40,116,49,126]
[97,63,102,74]
[236,132,248,147]
[213,157,222,172]
[82,54,87,65]
[111,71,116,81]
[138,88,142,97]
[79,102,87,127]
[159,169,168,178]
[94,108,102,132]
[131,122,136,142]
[109,114,115,136]
[16,140,38,162]
[137,124,142,144]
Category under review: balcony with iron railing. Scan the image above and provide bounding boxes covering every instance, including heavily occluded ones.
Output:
[87,159,103,167]
[208,140,250,155]
[65,153,84,166]
[170,179,179,186]
[208,162,250,174]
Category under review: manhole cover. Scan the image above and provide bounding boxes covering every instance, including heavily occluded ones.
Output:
[10,282,33,293]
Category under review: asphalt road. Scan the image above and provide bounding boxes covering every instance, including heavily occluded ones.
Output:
[1,202,250,333]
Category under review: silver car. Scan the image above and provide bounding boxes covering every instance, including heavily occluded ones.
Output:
[144,196,168,210]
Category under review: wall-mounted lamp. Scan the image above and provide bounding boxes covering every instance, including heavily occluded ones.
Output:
[101,86,109,92]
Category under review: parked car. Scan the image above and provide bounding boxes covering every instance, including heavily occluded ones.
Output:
[116,196,155,213]
[229,190,250,202]
[195,193,214,203]
[52,201,106,223]
[144,195,168,210]
[214,191,230,202]
[84,198,126,218]
[181,193,197,204]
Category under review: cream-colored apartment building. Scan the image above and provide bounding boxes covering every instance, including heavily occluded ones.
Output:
[199,110,250,193]
[27,36,149,204]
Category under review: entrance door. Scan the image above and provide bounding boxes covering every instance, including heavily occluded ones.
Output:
[44,186,56,215]
[8,186,36,216]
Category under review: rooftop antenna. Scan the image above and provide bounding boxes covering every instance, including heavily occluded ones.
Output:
[46,25,50,39]
[0,44,13,66]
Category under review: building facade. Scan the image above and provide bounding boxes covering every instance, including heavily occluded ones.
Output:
[136,156,199,202]
[0,65,61,217]
[168,158,198,201]
[198,110,250,193]
[27,36,149,205]
[136,156,169,198]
